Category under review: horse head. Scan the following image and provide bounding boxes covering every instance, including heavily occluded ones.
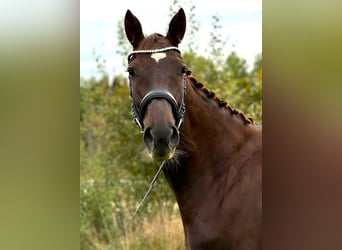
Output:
[124,9,188,161]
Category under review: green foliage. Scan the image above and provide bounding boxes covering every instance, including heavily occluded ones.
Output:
[183,50,262,123]
[80,74,180,249]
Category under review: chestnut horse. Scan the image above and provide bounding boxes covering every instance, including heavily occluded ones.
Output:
[124,8,262,250]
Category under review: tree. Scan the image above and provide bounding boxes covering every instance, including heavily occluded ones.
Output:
[208,13,228,67]
[116,18,131,68]
[224,51,249,79]
[169,0,199,52]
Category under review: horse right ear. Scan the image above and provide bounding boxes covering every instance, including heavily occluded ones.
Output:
[124,10,145,48]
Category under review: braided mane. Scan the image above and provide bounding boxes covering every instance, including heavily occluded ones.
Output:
[129,33,255,126]
[187,75,255,125]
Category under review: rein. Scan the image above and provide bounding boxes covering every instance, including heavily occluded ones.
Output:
[130,161,166,219]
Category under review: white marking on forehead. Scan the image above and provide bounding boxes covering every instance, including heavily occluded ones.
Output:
[151,52,167,63]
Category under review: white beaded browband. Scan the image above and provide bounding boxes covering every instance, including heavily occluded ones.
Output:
[127,46,181,62]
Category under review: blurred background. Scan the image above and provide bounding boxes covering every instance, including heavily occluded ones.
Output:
[80,0,262,249]
[1,0,341,249]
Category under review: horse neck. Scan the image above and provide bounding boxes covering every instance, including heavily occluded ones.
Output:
[179,77,252,163]
[163,76,256,198]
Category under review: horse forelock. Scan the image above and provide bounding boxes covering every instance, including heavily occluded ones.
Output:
[188,76,255,125]
[138,33,173,50]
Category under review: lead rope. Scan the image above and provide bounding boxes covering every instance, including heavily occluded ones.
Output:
[130,161,166,219]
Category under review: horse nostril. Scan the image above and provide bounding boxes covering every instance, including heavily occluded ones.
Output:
[170,126,180,148]
[143,127,153,149]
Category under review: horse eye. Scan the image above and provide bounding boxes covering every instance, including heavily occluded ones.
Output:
[127,68,136,77]
[181,66,187,75]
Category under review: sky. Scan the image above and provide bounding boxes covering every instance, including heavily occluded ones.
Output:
[80,0,262,80]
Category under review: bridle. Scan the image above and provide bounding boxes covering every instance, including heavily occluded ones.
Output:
[127,46,187,131]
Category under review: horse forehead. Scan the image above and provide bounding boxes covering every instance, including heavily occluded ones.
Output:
[150,52,181,65]
[135,56,178,72]
[151,52,167,63]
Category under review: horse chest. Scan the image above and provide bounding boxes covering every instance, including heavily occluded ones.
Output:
[176,165,261,250]
[185,220,260,250]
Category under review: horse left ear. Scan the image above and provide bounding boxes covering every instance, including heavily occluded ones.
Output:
[166,8,186,46]
[124,10,145,48]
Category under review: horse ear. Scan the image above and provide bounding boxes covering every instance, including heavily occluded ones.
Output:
[124,10,145,48]
[166,8,186,46]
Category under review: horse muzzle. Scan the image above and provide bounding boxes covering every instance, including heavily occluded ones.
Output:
[143,125,179,161]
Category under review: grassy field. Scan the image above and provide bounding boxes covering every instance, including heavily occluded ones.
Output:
[81,191,184,250]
